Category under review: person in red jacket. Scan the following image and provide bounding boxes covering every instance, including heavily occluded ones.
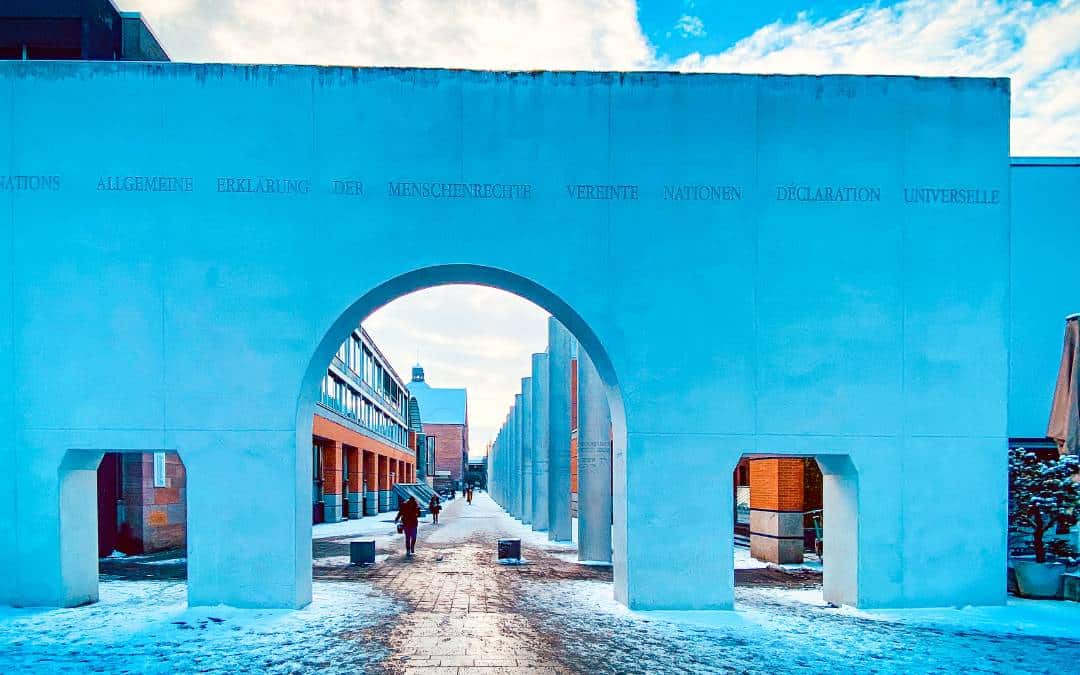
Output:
[395,495,421,556]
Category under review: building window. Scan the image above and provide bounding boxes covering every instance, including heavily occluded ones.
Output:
[312,443,324,502]
[153,452,167,488]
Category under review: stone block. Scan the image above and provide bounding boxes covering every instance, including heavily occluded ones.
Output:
[1064,573,1080,602]
[498,538,521,561]
[350,539,376,565]
[750,534,804,564]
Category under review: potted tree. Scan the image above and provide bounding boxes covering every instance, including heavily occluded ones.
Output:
[1009,447,1079,598]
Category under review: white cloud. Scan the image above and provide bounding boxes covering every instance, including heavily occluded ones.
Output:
[122,0,653,70]
[362,286,550,457]
[673,0,1080,155]
[675,14,706,38]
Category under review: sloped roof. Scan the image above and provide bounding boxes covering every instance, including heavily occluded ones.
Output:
[407,397,423,433]
[408,379,467,426]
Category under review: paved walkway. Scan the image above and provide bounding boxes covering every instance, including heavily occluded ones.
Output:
[5,493,1080,673]
[314,494,608,673]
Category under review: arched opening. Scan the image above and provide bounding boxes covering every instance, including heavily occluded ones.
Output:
[731,452,860,608]
[295,264,628,599]
[57,449,188,608]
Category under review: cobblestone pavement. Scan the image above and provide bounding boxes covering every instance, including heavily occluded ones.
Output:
[311,501,610,674]
[69,495,1080,673]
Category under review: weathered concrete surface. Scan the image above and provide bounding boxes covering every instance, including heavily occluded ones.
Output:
[521,377,533,525]
[531,353,550,532]
[0,62,1019,611]
[576,348,612,563]
[547,319,574,544]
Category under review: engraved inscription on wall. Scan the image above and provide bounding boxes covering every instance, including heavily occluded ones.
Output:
[776,185,881,202]
[565,184,639,200]
[387,181,532,199]
[903,187,1000,205]
[0,175,60,191]
[331,180,365,196]
[217,177,312,194]
[97,176,193,192]
[663,185,742,201]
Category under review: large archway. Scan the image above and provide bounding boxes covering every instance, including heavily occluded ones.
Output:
[295,264,629,602]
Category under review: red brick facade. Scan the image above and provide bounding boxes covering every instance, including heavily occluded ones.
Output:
[424,422,467,484]
[313,412,416,521]
[96,452,186,556]
[749,458,805,512]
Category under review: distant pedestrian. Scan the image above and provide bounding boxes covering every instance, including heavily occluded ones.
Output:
[429,494,442,524]
[466,487,474,505]
[395,495,421,556]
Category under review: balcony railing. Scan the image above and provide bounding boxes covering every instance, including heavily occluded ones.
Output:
[317,393,411,451]
[329,358,407,423]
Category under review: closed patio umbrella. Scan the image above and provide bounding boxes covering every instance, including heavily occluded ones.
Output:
[1048,314,1080,456]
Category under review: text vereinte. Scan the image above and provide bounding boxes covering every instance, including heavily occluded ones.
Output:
[566,184,639,200]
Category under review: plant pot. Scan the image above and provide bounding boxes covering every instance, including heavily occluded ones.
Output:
[1013,560,1066,599]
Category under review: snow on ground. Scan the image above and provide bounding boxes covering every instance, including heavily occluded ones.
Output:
[312,513,400,539]
[733,544,822,572]
[833,592,1080,640]
[142,557,187,566]
[6,490,1079,673]
[521,576,1080,673]
[423,492,576,553]
[0,581,399,674]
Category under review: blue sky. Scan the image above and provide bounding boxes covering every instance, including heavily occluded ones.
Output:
[639,1,903,58]
[124,0,1078,454]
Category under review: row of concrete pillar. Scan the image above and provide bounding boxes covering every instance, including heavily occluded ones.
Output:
[489,318,613,562]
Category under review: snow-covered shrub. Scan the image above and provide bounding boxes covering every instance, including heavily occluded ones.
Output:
[1008,447,1079,563]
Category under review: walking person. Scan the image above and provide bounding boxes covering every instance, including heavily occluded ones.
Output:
[395,495,421,556]
[466,486,473,505]
[429,494,442,524]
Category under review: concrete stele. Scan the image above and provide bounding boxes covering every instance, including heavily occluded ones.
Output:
[513,395,523,519]
[521,377,533,525]
[548,318,573,542]
[531,353,550,532]
[577,348,613,563]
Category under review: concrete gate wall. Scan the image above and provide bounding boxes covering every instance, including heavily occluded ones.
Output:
[1008,158,1080,439]
[0,62,1011,610]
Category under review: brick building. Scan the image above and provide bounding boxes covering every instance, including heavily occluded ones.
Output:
[315,326,418,521]
[735,457,823,564]
[408,365,469,492]
[96,452,186,556]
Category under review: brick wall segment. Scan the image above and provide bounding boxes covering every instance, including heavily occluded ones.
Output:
[346,446,361,492]
[748,458,805,512]
[570,435,578,494]
[363,450,375,487]
[321,440,343,495]
[424,423,467,482]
